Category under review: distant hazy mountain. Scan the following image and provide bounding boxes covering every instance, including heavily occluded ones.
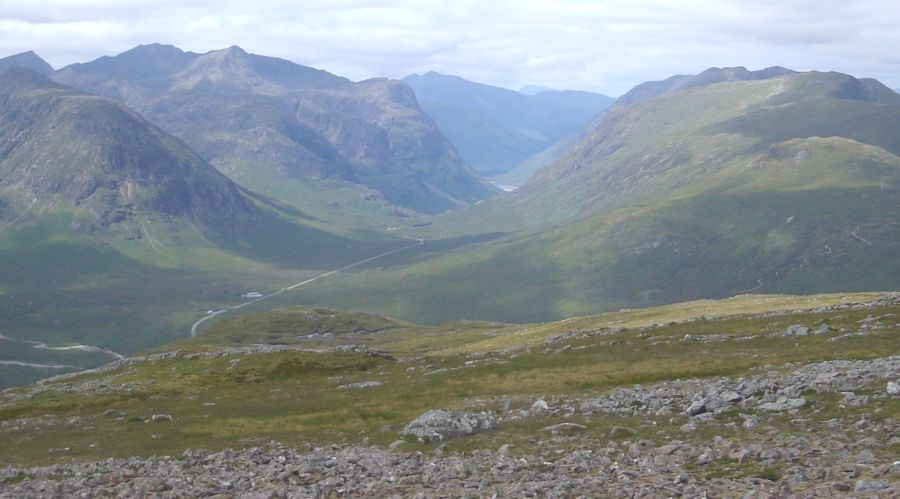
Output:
[55,45,493,214]
[518,84,555,95]
[0,68,249,227]
[615,66,796,107]
[0,51,54,76]
[403,72,614,176]
[293,69,900,323]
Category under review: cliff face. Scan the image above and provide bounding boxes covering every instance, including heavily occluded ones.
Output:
[0,68,250,226]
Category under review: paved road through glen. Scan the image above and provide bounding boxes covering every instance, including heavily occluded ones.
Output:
[189,236,424,337]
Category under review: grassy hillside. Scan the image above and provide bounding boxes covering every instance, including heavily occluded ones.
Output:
[0,68,436,387]
[0,293,896,467]
[255,71,900,324]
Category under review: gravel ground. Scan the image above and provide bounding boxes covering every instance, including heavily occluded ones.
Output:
[2,356,898,498]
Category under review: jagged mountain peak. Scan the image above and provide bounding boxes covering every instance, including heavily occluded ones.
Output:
[169,45,350,95]
[0,50,55,76]
[52,44,494,214]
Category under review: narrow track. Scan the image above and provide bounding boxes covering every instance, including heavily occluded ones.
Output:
[189,237,424,337]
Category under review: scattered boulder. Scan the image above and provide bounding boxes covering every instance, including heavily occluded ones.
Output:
[543,423,587,435]
[608,425,637,437]
[758,397,806,411]
[741,415,760,430]
[813,324,834,335]
[696,450,715,465]
[530,399,551,414]
[720,391,742,403]
[781,324,810,336]
[401,409,496,442]
[887,381,900,396]
[332,345,397,361]
[149,414,173,423]
[337,381,383,390]
[679,422,697,433]
[854,479,888,492]
[684,398,708,416]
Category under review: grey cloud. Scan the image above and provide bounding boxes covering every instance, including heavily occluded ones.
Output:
[0,0,898,95]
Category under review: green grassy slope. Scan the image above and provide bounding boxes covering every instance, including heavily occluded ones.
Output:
[0,293,895,466]
[258,72,900,324]
[0,69,433,386]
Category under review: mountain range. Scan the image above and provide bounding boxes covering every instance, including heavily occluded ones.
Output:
[403,71,614,178]
[0,39,899,497]
[0,46,897,388]
[52,44,495,216]
[0,59,431,383]
[284,67,900,323]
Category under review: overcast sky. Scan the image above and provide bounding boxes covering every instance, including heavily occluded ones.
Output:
[1,0,898,96]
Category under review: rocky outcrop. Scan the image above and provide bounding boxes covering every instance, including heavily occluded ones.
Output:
[2,355,899,496]
[504,356,900,421]
[401,409,496,442]
[2,424,897,497]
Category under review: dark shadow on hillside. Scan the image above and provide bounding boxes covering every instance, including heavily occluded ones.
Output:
[207,204,404,269]
[711,100,900,156]
[425,231,510,251]
[573,187,900,314]
[239,187,321,223]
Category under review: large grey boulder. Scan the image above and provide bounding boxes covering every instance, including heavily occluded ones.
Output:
[887,380,900,396]
[401,409,496,442]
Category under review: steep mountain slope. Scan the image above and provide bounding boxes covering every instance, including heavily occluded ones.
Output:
[0,67,250,227]
[281,70,900,323]
[55,45,493,215]
[0,51,54,76]
[0,69,412,371]
[525,71,900,211]
[403,72,614,176]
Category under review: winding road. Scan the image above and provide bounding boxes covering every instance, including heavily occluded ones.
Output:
[189,236,424,337]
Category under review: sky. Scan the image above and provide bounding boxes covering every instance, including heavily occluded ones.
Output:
[1,0,899,96]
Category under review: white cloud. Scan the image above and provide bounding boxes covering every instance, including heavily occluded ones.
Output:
[1,0,898,95]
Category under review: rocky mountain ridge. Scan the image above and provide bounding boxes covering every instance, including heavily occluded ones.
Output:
[48,45,494,214]
[614,65,796,107]
[0,51,54,77]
